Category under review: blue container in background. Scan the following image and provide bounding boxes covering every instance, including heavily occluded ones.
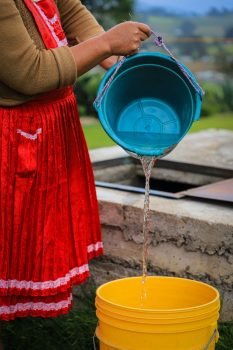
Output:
[95,53,202,157]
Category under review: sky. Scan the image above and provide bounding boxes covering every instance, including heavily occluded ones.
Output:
[136,0,233,13]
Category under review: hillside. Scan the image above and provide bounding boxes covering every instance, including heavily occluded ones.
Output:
[135,13,233,38]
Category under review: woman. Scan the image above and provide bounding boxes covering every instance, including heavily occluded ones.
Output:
[0,0,150,322]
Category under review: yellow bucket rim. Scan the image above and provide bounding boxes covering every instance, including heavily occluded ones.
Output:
[96,276,220,314]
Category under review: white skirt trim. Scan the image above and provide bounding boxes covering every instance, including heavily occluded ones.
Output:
[0,294,72,315]
[0,242,103,291]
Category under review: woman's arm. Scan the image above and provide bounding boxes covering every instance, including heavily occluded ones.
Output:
[0,0,77,95]
[57,0,104,43]
[57,0,120,70]
[69,22,151,76]
[0,1,150,96]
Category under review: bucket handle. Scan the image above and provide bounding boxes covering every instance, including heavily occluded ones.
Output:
[151,30,205,99]
[203,328,218,350]
[92,322,98,350]
[92,326,218,350]
[93,29,204,110]
[94,56,127,110]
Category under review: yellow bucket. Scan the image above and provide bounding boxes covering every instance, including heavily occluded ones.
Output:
[95,276,220,350]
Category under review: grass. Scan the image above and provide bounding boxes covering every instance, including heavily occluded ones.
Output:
[81,121,116,149]
[217,323,233,350]
[82,113,233,150]
[1,302,233,350]
[189,113,233,133]
[1,296,98,350]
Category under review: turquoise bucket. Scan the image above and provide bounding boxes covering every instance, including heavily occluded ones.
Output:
[95,52,203,157]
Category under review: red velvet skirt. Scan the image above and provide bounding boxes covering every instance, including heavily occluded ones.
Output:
[0,87,103,320]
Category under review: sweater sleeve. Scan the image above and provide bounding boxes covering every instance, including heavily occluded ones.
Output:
[0,0,77,96]
[57,0,104,43]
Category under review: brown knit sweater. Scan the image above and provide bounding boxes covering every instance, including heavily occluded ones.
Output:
[0,0,104,106]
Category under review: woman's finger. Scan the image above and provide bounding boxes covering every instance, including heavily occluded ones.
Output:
[129,47,140,56]
[137,22,151,37]
[139,31,150,42]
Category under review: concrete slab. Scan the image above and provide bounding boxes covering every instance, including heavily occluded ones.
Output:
[166,129,233,170]
[90,129,233,171]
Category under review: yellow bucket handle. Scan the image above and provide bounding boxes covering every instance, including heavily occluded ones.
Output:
[93,325,218,350]
[203,328,218,350]
[93,322,99,350]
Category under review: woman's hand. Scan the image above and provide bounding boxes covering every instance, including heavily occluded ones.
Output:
[70,21,151,77]
[100,56,119,70]
[101,21,151,56]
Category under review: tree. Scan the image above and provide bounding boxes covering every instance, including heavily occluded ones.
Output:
[75,0,134,117]
[208,7,221,16]
[180,20,196,37]
[225,26,233,39]
[82,0,134,28]
[177,21,206,58]
[215,46,233,76]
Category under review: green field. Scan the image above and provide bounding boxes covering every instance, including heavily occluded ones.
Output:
[189,113,233,132]
[82,113,233,150]
[137,13,233,38]
[82,119,115,149]
[2,306,233,350]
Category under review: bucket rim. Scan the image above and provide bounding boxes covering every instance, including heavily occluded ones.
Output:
[98,63,194,156]
[96,276,220,314]
[96,51,202,122]
[98,52,200,97]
